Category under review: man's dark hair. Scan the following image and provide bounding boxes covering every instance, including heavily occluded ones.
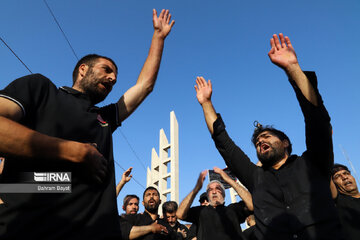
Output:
[143,186,160,199]
[331,163,350,178]
[123,194,139,207]
[72,54,118,84]
[162,201,178,215]
[251,124,292,155]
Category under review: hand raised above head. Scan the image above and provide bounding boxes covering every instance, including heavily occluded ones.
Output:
[195,76,212,105]
[121,167,133,183]
[153,9,175,39]
[268,33,299,71]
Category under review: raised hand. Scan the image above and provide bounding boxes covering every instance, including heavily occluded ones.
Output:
[153,9,175,39]
[121,167,133,184]
[268,33,298,71]
[195,170,207,191]
[213,167,233,184]
[195,76,212,105]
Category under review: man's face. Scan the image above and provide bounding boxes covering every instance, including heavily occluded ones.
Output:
[255,131,288,166]
[143,189,160,214]
[207,182,225,207]
[333,169,358,195]
[124,197,139,215]
[165,212,177,227]
[78,58,117,104]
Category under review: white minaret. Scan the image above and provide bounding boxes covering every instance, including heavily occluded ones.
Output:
[147,111,179,216]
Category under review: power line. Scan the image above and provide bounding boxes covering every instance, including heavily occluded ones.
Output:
[43,0,79,60]
[43,0,148,183]
[0,37,32,74]
[119,129,148,172]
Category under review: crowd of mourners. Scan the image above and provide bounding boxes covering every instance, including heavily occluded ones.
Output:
[0,8,359,240]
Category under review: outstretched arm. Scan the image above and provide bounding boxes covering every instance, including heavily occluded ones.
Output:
[213,167,253,211]
[177,170,207,220]
[116,167,133,196]
[195,77,217,134]
[117,9,175,122]
[268,33,318,106]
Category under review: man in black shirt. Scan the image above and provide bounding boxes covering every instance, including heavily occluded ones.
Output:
[120,186,174,240]
[331,163,360,240]
[162,201,190,240]
[177,168,252,240]
[0,9,175,239]
[194,33,344,239]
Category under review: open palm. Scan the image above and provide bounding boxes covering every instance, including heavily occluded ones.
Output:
[153,9,175,39]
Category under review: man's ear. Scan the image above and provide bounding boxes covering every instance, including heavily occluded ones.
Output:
[142,201,145,207]
[283,139,289,148]
[78,64,89,79]
[122,205,126,211]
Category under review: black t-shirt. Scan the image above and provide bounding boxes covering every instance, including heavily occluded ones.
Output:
[184,201,248,240]
[0,74,121,239]
[335,193,360,240]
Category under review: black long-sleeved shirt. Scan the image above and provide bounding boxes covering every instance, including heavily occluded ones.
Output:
[212,72,345,240]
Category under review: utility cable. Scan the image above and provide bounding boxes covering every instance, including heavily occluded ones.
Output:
[0,37,32,74]
[42,0,148,185]
[119,129,148,172]
[43,0,79,60]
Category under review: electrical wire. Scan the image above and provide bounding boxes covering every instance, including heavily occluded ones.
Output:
[42,0,148,187]
[0,37,33,74]
[43,0,79,60]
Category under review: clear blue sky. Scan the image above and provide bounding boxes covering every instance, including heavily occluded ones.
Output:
[1,0,359,214]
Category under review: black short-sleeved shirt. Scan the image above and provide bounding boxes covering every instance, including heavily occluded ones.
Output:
[184,201,248,240]
[121,211,176,240]
[335,193,360,240]
[212,72,345,240]
[0,74,121,239]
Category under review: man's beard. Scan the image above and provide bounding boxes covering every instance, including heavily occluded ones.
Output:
[79,68,109,104]
[257,143,286,167]
[144,200,159,214]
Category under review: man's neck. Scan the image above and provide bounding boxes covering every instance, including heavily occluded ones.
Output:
[341,190,360,198]
[271,154,289,170]
[144,209,158,220]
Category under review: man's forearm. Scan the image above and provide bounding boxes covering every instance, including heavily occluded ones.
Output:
[0,116,86,163]
[230,181,253,211]
[137,32,165,90]
[285,64,318,106]
[201,101,217,135]
[116,180,126,196]
[177,189,199,220]
[117,33,166,123]
[129,225,153,239]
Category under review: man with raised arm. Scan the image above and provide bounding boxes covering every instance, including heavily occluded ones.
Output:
[195,33,344,239]
[120,186,175,240]
[177,168,252,240]
[0,9,174,239]
[330,163,360,240]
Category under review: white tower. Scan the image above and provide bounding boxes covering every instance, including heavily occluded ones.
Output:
[147,111,179,215]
